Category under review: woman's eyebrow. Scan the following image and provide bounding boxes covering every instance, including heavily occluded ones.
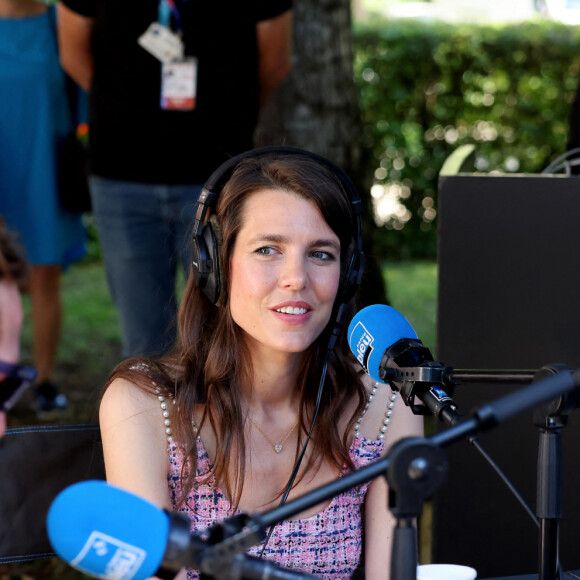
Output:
[246,233,286,245]
[246,233,339,249]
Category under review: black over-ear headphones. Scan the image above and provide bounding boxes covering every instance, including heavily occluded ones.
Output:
[191,146,365,308]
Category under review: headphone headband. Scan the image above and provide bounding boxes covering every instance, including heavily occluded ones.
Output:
[191,146,365,307]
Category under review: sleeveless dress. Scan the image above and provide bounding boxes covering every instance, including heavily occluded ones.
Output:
[0,8,86,267]
[159,385,397,580]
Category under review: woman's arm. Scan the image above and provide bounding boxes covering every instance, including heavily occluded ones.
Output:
[363,386,424,579]
[100,378,188,580]
[56,3,95,92]
[255,10,292,106]
[99,378,172,509]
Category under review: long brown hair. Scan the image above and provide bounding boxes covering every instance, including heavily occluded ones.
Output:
[105,153,367,510]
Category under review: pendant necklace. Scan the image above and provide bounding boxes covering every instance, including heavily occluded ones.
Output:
[250,417,299,454]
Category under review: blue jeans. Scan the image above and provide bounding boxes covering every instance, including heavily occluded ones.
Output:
[89,176,202,358]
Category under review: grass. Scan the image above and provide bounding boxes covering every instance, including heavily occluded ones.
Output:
[13,262,123,426]
[383,260,438,353]
[21,262,121,370]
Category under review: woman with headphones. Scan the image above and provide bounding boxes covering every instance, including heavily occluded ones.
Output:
[99,147,423,580]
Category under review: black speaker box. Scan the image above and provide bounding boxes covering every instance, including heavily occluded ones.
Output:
[433,173,580,578]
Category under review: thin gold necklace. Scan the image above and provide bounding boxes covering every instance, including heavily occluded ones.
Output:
[250,417,299,454]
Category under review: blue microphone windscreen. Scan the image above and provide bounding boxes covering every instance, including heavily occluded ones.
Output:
[47,480,170,580]
[348,304,418,382]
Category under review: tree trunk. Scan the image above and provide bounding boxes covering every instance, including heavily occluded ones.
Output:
[255,0,388,307]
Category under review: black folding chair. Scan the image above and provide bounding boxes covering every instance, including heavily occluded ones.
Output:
[0,423,105,564]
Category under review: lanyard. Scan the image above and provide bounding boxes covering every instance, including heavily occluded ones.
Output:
[158,0,182,34]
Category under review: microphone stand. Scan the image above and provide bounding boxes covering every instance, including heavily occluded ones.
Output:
[389,362,577,580]
[186,368,580,580]
[535,405,563,580]
[433,365,578,580]
[531,364,580,580]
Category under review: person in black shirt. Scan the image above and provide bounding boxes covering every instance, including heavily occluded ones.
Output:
[57,0,293,358]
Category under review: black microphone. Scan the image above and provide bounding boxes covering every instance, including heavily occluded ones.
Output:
[347,304,463,426]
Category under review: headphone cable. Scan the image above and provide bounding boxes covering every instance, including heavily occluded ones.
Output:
[258,348,331,557]
[257,303,349,556]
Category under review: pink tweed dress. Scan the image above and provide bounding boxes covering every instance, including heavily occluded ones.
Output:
[167,433,386,579]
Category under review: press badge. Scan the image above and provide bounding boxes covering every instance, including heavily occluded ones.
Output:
[137,22,184,63]
[160,57,197,111]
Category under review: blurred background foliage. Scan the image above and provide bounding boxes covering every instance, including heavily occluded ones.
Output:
[353,18,580,260]
[80,17,580,266]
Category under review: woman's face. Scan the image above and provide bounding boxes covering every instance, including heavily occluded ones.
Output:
[229,188,341,359]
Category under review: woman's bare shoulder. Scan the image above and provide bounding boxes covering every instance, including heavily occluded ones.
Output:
[100,376,161,425]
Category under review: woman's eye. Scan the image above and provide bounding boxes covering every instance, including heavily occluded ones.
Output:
[312,250,336,261]
[256,246,275,256]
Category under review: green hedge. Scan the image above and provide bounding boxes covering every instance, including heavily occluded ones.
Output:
[354,18,580,259]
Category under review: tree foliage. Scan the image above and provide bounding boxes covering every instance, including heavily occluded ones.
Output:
[354,19,580,259]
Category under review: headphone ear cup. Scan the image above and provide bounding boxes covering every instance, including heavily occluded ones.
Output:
[191,232,205,291]
[202,215,223,306]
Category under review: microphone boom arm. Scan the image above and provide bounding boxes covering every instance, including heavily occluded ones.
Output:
[378,337,537,425]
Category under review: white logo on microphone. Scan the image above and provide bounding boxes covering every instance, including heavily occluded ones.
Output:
[71,531,147,579]
[352,321,374,371]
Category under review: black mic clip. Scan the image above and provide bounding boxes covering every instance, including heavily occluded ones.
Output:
[380,363,452,389]
[377,338,461,426]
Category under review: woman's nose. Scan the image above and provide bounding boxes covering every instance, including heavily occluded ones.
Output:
[278,254,307,290]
